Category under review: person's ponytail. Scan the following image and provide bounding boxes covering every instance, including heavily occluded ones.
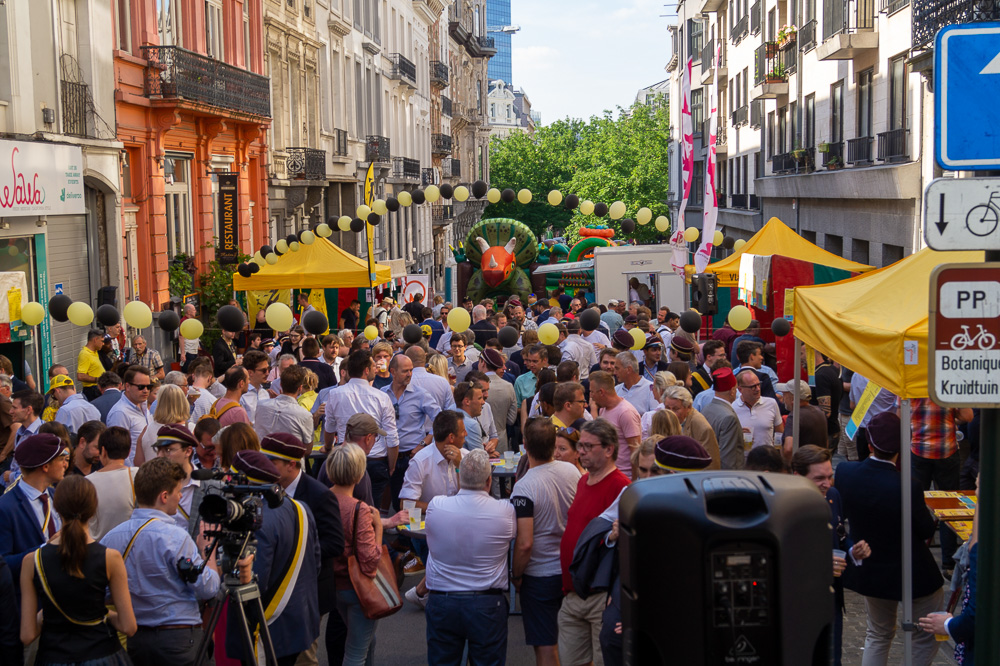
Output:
[53,476,98,578]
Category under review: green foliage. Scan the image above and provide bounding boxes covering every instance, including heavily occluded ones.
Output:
[486,102,672,248]
[168,254,194,298]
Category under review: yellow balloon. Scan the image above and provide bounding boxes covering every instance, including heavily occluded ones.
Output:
[425,185,440,203]
[630,327,646,350]
[364,325,379,341]
[454,186,470,202]
[537,322,559,345]
[448,307,471,333]
[734,239,747,251]
[713,230,724,246]
[728,305,753,332]
[338,215,352,231]
[683,227,700,243]
[67,302,94,327]
[547,190,563,206]
[21,302,44,326]
[266,253,278,264]
[580,200,595,216]
[487,188,501,204]
[609,201,627,220]
[300,230,316,245]
[316,223,333,238]
[398,191,413,207]
[356,205,372,219]
[655,216,670,232]
[372,199,388,215]
[636,207,653,225]
[179,318,204,340]
[123,300,152,329]
[275,239,289,254]
[289,241,300,252]
[265,302,294,332]
[252,251,265,266]
[517,189,532,204]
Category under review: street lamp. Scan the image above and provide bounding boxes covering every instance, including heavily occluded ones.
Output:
[487,24,521,35]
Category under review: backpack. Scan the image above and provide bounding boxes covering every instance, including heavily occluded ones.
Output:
[204,398,239,421]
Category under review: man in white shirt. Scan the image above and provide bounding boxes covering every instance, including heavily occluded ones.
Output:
[323,350,398,508]
[613,351,658,414]
[424,448,516,665]
[733,370,784,449]
[238,350,272,421]
[106,365,154,466]
[559,320,597,380]
[254,365,315,445]
[406,345,457,416]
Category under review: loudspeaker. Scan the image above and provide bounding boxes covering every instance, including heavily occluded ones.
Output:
[620,472,833,665]
[691,273,718,315]
[97,285,118,308]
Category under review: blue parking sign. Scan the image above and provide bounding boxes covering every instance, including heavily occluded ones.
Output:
[936,22,1000,170]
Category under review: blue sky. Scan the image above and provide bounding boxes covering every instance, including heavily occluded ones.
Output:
[509,0,676,125]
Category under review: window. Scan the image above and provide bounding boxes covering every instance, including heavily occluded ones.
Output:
[831,80,844,143]
[742,68,748,108]
[777,107,786,153]
[244,1,251,68]
[852,238,869,264]
[115,0,132,52]
[857,68,873,138]
[805,94,815,147]
[802,230,816,244]
[490,102,495,118]
[733,75,740,111]
[157,0,181,46]
[767,111,774,158]
[825,234,843,256]
[767,8,776,40]
[320,46,332,132]
[691,161,705,206]
[882,243,904,266]
[163,156,195,257]
[689,19,704,62]
[889,55,907,131]
[789,101,797,149]
[354,61,363,137]
[692,89,704,135]
[474,6,481,36]
[205,0,223,60]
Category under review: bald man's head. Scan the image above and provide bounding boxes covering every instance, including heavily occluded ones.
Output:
[405,345,427,367]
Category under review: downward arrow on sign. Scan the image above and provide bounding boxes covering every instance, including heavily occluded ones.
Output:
[936,192,948,235]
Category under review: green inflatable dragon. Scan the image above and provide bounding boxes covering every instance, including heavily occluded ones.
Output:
[454,218,537,304]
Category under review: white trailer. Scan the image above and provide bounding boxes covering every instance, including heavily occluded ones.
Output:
[592,245,688,312]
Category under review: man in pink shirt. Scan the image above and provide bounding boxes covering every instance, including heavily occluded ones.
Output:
[210,366,251,427]
[588,371,641,477]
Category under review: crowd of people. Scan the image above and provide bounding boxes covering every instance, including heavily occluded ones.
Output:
[0,289,979,666]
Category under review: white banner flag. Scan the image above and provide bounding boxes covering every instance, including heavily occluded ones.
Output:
[695,45,720,272]
[670,58,694,275]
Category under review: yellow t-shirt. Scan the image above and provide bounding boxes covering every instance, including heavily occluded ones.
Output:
[77,346,103,387]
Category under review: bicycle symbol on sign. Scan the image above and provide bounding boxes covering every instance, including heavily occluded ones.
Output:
[950,324,998,350]
[965,192,1000,237]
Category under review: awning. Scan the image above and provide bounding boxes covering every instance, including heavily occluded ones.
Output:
[233,238,392,291]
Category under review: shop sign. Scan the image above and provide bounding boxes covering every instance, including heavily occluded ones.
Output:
[0,140,85,217]
[217,173,239,264]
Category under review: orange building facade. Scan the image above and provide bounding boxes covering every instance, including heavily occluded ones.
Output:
[113,0,271,308]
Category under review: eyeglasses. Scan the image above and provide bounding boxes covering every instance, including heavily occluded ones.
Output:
[740,383,761,390]
[254,366,270,374]
[129,382,151,391]
[577,441,604,452]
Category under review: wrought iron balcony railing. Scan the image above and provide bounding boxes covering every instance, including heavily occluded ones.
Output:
[332,129,348,157]
[912,0,999,47]
[442,95,453,117]
[443,157,462,178]
[388,53,418,88]
[432,204,455,224]
[140,45,270,118]
[800,19,818,51]
[846,136,874,164]
[731,104,749,128]
[285,147,326,180]
[750,99,763,128]
[422,167,436,186]
[432,133,453,155]
[823,0,875,40]
[366,135,391,163]
[61,80,92,137]
[821,141,844,167]
[430,61,449,87]
[754,42,790,86]
[731,13,749,43]
[392,156,420,180]
[751,0,762,34]
[877,128,909,162]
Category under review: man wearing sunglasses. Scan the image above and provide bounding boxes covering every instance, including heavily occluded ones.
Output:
[106,366,153,466]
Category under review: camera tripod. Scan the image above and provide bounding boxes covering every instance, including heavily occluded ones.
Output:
[195,572,279,666]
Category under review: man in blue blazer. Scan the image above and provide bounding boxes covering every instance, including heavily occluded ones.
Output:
[0,433,69,589]
[835,412,944,666]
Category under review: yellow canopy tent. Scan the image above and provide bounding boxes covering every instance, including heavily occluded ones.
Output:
[699,217,875,286]
[792,247,984,399]
[232,238,392,291]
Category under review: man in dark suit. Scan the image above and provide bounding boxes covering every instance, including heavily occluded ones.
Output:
[227,450,322,665]
[299,338,337,391]
[259,433,343,664]
[212,328,239,377]
[91,371,123,423]
[835,412,944,666]
[0,434,69,588]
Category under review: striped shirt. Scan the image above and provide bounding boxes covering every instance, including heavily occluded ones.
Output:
[910,398,961,460]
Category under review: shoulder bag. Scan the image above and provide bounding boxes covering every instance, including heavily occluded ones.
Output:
[347,501,402,620]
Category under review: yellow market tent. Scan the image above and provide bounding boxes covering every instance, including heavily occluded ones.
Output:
[232,238,392,291]
[792,247,984,399]
[700,217,875,286]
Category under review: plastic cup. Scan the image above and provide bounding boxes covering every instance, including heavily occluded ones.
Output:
[409,507,422,531]
[929,612,950,641]
[403,500,416,512]
[743,430,754,451]
[504,451,514,468]
[833,549,846,578]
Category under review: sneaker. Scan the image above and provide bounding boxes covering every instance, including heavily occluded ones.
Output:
[403,555,425,576]
[405,586,429,609]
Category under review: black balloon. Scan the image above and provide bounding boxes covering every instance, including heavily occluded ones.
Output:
[296,231,306,242]
[498,326,520,348]
[350,217,365,232]
[621,218,636,234]
[501,188,516,203]
[411,190,426,205]
[594,202,609,217]
[285,234,298,246]
[578,309,601,332]
[368,213,381,226]
[260,245,273,257]
[472,180,489,198]
[403,324,423,344]
[386,197,400,212]
[440,183,454,199]
[96,304,120,327]
[564,194,580,210]
[302,310,329,336]
[217,305,246,333]
[680,309,702,334]
[249,262,261,274]
[771,318,792,337]
[158,309,180,332]
[237,263,253,278]
[722,236,736,250]
[48,294,72,323]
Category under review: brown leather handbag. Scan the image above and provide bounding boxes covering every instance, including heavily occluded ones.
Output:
[347,501,403,619]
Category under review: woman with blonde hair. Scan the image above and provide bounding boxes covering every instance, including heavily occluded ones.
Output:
[649,409,682,438]
[662,385,721,470]
[134,383,189,466]
[218,422,261,469]
[298,370,321,444]
[426,353,454,387]
[630,436,660,480]
[641,371,680,438]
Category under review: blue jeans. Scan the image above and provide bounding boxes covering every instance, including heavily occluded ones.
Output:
[335,589,378,666]
[426,592,508,666]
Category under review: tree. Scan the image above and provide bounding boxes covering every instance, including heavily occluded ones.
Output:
[485,102,672,246]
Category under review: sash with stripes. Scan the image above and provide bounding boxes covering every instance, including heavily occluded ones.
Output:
[34,549,106,626]
[262,498,309,624]
[692,370,711,391]
[123,518,159,560]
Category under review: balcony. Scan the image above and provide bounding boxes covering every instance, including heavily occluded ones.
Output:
[913,0,1000,48]
[731,13,749,43]
[331,128,348,157]
[701,0,725,14]
[432,133,453,155]
[817,0,878,60]
[443,157,462,178]
[421,167,436,186]
[366,135,391,163]
[752,42,790,99]
[448,2,471,43]
[751,0,762,34]
[820,141,844,168]
[731,104,749,128]
[388,53,418,89]
[750,99,763,129]
[392,156,420,180]
[61,80,92,138]
[467,35,497,58]
[140,46,271,118]
[877,128,910,162]
[730,194,760,209]
[442,95,453,117]
[430,61,449,89]
[701,39,727,83]
[716,127,729,155]
[846,136,874,165]
[800,19,818,51]
[771,148,815,174]
[285,148,326,181]
[432,204,455,225]
[882,0,910,12]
